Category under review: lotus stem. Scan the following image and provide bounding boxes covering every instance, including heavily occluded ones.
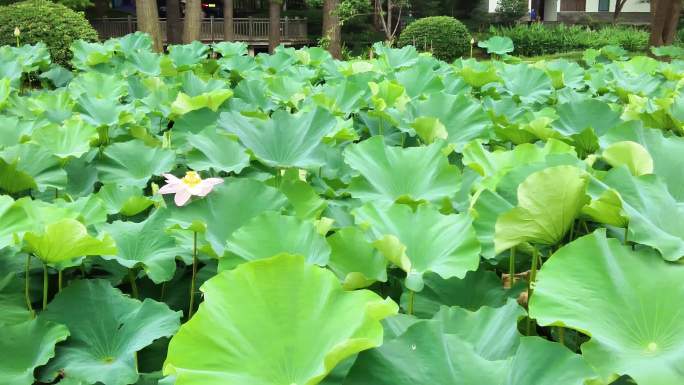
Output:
[526,246,540,335]
[42,263,48,310]
[407,290,415,315]
[188,231,198,319]
[624,224,629,245]
[568,220,575,242]
[25,254,34,317]
[160,282,167,301]
[128,270,139,299]
[58,270,63,292]
[274,169,282,188]
[508,247,516,286]
[558,326,565,345]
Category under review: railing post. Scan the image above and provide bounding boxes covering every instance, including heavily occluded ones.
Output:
[210,16,215,42]
[284,16,289,38]
[127,15,133,34]
[248,16,254,40]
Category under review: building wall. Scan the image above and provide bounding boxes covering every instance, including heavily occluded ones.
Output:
[488,0,649,13]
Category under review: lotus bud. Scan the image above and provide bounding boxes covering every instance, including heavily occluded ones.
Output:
[13,27,20,37]
[470,37,475,45]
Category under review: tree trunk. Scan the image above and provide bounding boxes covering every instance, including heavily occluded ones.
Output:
[322,0,341,58]
[224,0,234,40]
[94,0,109,18]
[268,0,281,53]
[613,0,627,23]
[650,0,682,47]
[167,0,182,44]
[136,0,163,52]
[183,0,202,43]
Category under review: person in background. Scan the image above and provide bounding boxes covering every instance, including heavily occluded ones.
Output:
[529,8,537,25]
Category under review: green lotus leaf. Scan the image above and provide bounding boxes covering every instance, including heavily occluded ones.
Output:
[280,169,327,219]
[76,94,130,127]
[399,269,515,318]
[31,117,98,159]
[97,140,176,188]
[529,230,684,385]
[0,195,32,249]
[24,219,117,265]
[101,209,183,283]
[166,178,288,255]
[0,78,11,109]
[327,226,388,290]
[96,184,154,216]
[602,141,653,176]
[410,116,448,144]
[0,317,69,385]
[495,165,589,253]
[163,254,398,385]
[0,143,67,193]
[374,42,419,69]
[219,107,337,169]
[478,36,515,56]
[223,211,330,266]
[343,320,507,385]
[343,137,460,204]
[545,59,585,89]
[456,59,501,88]
[0,271,32,324]
[581,189,628,227]
[41,279,181,385]
[369,80,409,111]
[552,99,622,154]
[185,128,250,174]
[394,62,445,98]
[596,167,684,261]
[472,189,515,259]
[170,89,233,116]
[501,64,553,104]
[405,92,491,149]
[354,203,480,292]
[602,123,684,200]
[167,41,209,69]
[71,40,115,69]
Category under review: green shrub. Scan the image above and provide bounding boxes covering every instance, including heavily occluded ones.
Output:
[0,0,98,66]
[398,16,472,62]
[489,23,648,56]
[495,0,527,25]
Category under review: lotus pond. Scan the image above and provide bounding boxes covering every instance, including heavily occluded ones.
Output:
[1,34,684,385]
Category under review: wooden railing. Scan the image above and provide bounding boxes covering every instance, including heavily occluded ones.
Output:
[91,17,308,44]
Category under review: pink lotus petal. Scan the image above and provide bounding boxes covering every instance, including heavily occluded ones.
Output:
[194,178,224,197]
[174,189,192,206]
[163,173,182,183]
[159,183,183,194]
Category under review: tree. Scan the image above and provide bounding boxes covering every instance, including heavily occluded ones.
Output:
[167,0,182,44]
[495,0,527,25]
[323,0,342,58]
[613,0,628,22]
[650,0,682,47]
[224,0,234,41]
[183,0,202,43]
[136,0,163,51]
[269,0,281,53]
[375,0,408,43]
[93,0,109,18]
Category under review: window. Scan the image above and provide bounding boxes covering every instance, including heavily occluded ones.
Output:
[598,0,610,11]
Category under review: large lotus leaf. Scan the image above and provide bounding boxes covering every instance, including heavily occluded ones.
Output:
[602,141,653,176]
[354,203,480,292]
[97,140,176,188]
[184,128,250,174]
[455,59,501,88]
[472,189,514,259]
[394,62,445,98]
[0,195,32,249]
[41,279,181,385]
[529,230,684,385]
[223,211,330,266]
[0,271,32,324]
[552,99,622,154]
[346,320,595,385]
[0,317,69,385]
[101,210,183,283]
[343,320,507,385]
[163,254,398,385]
[478,36,514,56]
[399,269,514,318]
[343,137,460,204]
[24,219,117,265]
[434,298,525,360]
[545,59,585,89]
[327,226,388,290]
[280,169,327,219]
[405,92,491,149]
[167,41,209,69]
[170,89,233,116]
[596,167,684,261]
[602,123,684,200]
[495,165,589,253]
[96,184,154,216]
[31,118,97,159]
[219,107,337,169]
[500,64,553,104]
[581,189,628,227]
[166,178,288,255]
[0,143,67,193]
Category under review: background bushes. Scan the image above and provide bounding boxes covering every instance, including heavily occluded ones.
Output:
[0,0,98,66]
[398,16,472,62]
[489,23,649,56]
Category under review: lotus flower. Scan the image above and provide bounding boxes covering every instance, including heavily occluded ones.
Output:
[160,171,223,206]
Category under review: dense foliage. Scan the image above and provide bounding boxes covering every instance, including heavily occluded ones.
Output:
[494,0,528,25]
[398,16,471,61]
[0,0,98,66]
[2,34,684,385]
[490,23,649,56]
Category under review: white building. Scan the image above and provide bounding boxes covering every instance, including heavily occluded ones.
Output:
[488,0,650,23]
